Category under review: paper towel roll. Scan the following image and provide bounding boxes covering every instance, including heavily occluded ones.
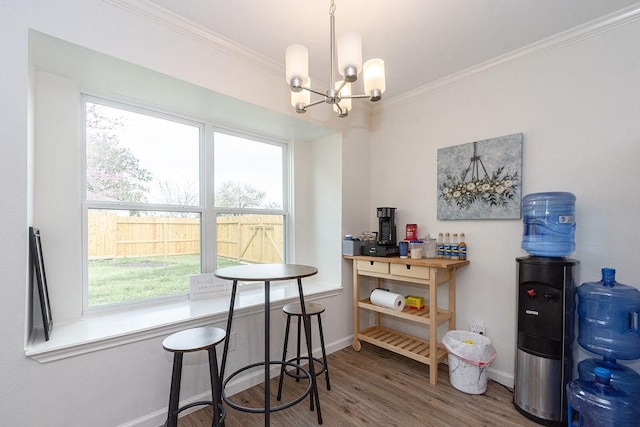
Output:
[370,289,405,311]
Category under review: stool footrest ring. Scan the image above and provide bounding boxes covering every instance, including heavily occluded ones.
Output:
[283,356,326,380]
[223,361,312,414]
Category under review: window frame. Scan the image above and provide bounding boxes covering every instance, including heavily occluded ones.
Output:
[211,127,290,269]
[80,96,290,312]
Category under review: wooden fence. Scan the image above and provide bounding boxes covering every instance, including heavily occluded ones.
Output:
[88,212,283,264]
[217,215,284,264]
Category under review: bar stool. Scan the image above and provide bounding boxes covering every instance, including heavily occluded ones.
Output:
[276,302,331,408]
[162,326,226,427]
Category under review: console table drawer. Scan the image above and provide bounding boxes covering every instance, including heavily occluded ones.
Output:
[356,260,389,274]
[390,263,430,280]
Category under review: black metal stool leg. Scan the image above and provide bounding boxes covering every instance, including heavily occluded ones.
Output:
[295,280,322,425]
[166,353,183,427]
[302,315,315,411]
[302,311,322,423]
[277,313,292,401]
[317,315,331,391]
[296,315,302,382]
[208,347,224,427]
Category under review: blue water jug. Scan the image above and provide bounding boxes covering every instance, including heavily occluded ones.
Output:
[578,358,640,401]
[521,192,576,257]
[577,268,640,360]
[567,367,640,427]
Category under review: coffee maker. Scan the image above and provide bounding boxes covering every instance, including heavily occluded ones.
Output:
[362,207,399,257]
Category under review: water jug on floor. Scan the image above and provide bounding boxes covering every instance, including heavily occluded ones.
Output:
[578,358,640,401]
[567,367,640,427]
[577,268,640,360]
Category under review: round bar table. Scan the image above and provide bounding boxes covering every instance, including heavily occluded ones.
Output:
[214,264,322,426]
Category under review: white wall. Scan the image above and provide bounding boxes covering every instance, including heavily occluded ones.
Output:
[4,1,640,425]
[369,17,640,384]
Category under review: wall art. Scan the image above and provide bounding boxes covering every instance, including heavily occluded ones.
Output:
[437,133,523,220]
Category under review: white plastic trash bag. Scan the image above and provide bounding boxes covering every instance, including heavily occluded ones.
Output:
[442,330,496,366]
[443,330,497,394]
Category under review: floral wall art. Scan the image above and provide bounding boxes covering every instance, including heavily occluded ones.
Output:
[437,133,523,220]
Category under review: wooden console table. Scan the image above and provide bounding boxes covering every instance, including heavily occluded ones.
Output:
[345,255,469,385]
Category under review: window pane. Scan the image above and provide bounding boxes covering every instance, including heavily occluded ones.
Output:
[216,214,284,264]
[87,209,201,307]
[85,102,200,205]
[214,133,283,209]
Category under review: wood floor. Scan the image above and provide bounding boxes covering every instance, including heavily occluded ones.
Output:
[177,343,540,427]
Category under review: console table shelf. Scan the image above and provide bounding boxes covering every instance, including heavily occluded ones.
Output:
[357,325,448,366]
[358,298,452,325]
[345,255,469,385]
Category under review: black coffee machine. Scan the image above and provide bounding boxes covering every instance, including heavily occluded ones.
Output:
[362,207,399,257]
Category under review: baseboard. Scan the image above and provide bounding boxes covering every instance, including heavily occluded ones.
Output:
[121,336,513,426]
[488,367,514,389]
[119,335,354,426]
[118,390,212,427]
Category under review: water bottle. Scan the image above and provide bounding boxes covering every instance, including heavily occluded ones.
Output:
[567,367,640,426]
[444,232,451,259]
[458,233,467,260]
[577,268,640,360]
[521,192,576,257]
[451,233,459,260]
[578,358,640,401]
[437,232,445,259]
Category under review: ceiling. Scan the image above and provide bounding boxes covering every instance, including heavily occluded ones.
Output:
[147,0,639,100]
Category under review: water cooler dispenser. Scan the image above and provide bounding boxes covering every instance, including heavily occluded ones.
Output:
[514,256,578,425]
[514,192,578,425]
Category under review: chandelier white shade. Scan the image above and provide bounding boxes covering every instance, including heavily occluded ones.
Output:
[285,0,385,118]
[291,78,311,112]
[363,58,386,98]
[285,44,309,85]
[337,31,362,79]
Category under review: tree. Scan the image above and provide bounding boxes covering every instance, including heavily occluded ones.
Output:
[85,103,152,203]
[215,181,268,209]
[157,180,198,217]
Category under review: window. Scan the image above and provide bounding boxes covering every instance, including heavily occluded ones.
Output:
[84,98,203,308]
[214,132,287,265]
[83,97,288,309]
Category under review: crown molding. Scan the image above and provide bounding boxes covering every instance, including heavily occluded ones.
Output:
[102,0,640,118]
[102,0,283,76]
[373,3,640,116]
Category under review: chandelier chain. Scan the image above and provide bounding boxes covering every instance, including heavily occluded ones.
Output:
[330,0,336,16]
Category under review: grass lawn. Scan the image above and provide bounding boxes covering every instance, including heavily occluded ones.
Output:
[88,255,242,307]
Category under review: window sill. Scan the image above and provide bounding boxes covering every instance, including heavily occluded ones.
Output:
[25,280,342,363]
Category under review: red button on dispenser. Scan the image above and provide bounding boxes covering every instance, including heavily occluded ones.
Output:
[527,289,537,298]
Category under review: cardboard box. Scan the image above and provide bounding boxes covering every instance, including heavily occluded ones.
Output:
[405,295,425,310]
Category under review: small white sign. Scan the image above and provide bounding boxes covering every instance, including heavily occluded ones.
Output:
[189,273,232,300]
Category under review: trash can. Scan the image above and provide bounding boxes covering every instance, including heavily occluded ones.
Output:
[443,330,496,394]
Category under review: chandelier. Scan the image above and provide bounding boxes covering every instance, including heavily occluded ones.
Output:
[285,0,386,118]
